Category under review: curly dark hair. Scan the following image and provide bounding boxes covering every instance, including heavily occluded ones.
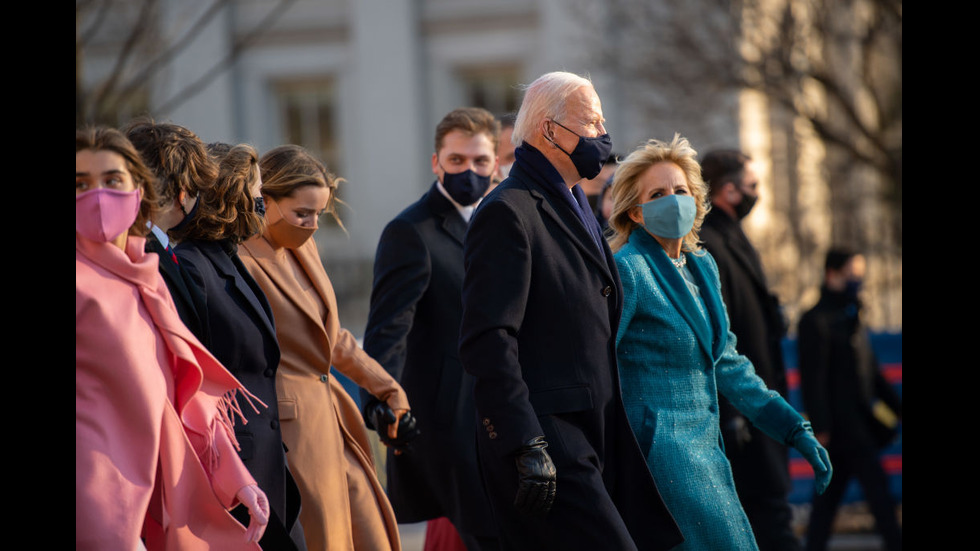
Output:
[122,117,219,241]
[180,144,264,244]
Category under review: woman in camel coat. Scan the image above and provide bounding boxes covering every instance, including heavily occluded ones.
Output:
[240,144,413,551]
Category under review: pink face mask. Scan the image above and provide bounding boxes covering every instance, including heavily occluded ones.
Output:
[75,188,141,242]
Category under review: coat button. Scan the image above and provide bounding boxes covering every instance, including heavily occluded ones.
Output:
[264,368,275,377]
[320,374,329,382]
[488,431,498,439]
[483,418,491,426]
[486,424,495,432]
[271,419,280,430]
[601,286,612,297]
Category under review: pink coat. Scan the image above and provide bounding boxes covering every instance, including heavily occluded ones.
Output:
[76,234,261,550]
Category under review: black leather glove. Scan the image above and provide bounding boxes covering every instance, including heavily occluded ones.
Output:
[513,436,556,515]
[364,399,420,450]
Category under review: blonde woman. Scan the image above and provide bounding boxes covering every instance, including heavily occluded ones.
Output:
[609,135,832,551]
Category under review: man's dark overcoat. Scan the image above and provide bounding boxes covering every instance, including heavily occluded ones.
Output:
[459,146,683,551]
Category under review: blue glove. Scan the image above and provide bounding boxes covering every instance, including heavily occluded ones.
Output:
[754,397,833,495]
[788,421,833,495]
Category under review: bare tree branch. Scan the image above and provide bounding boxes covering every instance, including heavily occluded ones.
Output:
[154,0,299,114]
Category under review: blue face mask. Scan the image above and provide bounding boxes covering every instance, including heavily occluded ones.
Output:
[547,120,613,180]
[638,195,697,239]
[441,167,491,206]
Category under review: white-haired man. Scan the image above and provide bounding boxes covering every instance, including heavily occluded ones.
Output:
[459,71,683,550]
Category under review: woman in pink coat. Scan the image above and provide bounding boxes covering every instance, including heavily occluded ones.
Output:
[75,127,269,550]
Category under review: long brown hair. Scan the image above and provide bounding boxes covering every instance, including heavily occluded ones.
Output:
[76,126,158,237]
[260,145,346,231]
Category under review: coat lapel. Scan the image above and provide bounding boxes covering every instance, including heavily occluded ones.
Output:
[515,165,611,280]
[208,241,279,341]
[241,235,329,338]
[685,251,729,362]
[632,231,715,362]
[426,185,467,246]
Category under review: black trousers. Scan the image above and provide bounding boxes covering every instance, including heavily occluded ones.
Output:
[805,444,901,551]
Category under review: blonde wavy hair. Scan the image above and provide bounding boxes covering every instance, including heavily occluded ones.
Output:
[608,134,709,253]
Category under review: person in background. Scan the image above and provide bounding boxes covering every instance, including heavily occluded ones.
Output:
[607,135,832,551]
[76,127,268,549]
[240,144,415,551]
[593,154,620,234]
[364,107,500,551]
[494,112,516,187]
[798,249,902,551]
[175,143,307,550]
[459,71,683,551]
[581,153,619,214]
[699,149,799,550]
[124,118,213,345]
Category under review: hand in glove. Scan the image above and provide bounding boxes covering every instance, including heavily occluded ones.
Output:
[236,484,270,543]
[789,421,833,495]
[513,436,557,515]
[365,399,420,454]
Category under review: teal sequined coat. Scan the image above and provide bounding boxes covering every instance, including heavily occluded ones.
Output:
[615,229,791,551]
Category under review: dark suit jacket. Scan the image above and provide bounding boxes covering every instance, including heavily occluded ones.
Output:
[175,238,305,551]
[700,209,791,497]
[145,231,210,347]
[459,151,683,551]
[362,184,496,538]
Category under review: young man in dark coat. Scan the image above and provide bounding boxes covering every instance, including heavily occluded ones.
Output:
[363,107,501,550]
[699,149,799,550]
[799,250,903,551]
[459,71,682,551]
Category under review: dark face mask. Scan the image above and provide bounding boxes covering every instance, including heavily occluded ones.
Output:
[734,188,758,220]
[170,195,200,232]
[547,119,613,180]
[844,278,863,302]
[441,166,491,206]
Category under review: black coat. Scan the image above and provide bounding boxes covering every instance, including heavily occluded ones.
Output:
[362,184,496,539]
[175,238,305,551]
[459,152,683,551]
[797,288,902,450]
[699,209,791,497]
[145,231,210,347]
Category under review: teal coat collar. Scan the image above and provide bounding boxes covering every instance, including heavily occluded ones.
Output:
[629,229,729,362]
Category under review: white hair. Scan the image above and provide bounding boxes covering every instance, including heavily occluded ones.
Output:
[511,71,594,147]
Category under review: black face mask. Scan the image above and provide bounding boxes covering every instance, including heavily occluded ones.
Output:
[734,189,758,220]
[441,167,491,206]
[546,119,613,180]
[170,195,200,232]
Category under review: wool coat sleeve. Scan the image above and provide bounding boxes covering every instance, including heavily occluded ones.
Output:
[459,197,541,456]
[363,217,432,385]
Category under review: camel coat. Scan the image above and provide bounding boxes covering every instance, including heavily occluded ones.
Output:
[240,232,410,551]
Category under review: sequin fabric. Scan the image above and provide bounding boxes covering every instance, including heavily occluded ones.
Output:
[615,230,782,551]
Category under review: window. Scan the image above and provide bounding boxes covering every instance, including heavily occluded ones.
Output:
[456,65,522,116]
[275,78,343,229]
